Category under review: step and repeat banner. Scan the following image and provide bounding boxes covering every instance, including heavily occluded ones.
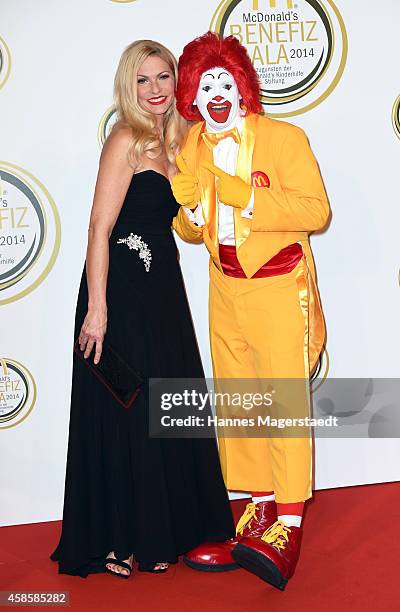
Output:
[1,0,399,525]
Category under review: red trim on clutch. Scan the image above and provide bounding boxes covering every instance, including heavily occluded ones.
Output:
[219,243,303,278]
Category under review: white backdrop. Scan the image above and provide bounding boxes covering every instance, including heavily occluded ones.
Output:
[1,0,399,526]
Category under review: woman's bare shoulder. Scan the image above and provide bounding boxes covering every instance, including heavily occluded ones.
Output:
[105,121,133,148]
[101,121,134,168]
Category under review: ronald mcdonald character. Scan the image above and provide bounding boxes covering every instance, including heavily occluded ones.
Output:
[172,32,330,591]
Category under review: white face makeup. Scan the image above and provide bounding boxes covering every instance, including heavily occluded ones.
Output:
[194,67,242,132]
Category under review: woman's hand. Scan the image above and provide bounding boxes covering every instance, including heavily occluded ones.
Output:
[78,308,107,364]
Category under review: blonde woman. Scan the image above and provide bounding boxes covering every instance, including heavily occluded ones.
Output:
[50,40,234,579]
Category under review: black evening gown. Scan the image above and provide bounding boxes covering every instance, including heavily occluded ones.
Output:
[50,170,235,577]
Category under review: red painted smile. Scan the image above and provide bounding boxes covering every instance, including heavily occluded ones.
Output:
[207,99,232,123]
[147,96,168,106]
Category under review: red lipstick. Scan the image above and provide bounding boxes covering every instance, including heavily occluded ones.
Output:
[148,96,168,106]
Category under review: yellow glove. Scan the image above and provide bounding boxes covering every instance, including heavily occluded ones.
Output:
[201,161,252,210]
[171,154,200,209]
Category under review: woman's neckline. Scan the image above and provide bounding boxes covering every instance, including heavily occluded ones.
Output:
[134,169,171,182]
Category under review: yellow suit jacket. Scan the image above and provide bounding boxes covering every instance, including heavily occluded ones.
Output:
[172,113,330,370]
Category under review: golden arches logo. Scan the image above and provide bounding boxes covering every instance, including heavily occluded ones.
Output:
[0,358,37,429]
[253,0,294,8]
[253,175,267,187]
[210,0,348,117]
[251,170,270,187]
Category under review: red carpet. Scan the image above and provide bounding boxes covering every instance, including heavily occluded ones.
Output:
[1,482,399,612]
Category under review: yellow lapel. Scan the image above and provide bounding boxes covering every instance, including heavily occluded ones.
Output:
[234,113,258,250]
[195,122,219,248]
[191,114,258,251]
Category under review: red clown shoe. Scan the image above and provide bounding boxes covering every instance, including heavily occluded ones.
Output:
[232,520,302,590]
[183,500,277,571]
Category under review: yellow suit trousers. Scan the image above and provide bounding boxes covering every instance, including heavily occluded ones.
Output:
[209,257,313,503]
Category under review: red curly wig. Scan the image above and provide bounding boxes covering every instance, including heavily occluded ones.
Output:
[176,31,262,122]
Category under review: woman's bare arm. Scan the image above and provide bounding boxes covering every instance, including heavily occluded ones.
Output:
[79,125,135,364]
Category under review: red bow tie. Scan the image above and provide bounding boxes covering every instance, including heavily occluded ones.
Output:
[202,127,241,150]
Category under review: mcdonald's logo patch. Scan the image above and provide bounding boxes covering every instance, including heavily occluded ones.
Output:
[251,171,270,188]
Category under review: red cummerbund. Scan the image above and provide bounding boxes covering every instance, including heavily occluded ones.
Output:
[219,243,303,279]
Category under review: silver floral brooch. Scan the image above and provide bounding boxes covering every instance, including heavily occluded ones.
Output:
[117,233,152,272]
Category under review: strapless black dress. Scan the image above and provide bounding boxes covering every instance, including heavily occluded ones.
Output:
[50,170,235,577]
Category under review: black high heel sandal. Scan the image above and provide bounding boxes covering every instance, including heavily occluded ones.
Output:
[105,551,134,579]
[138,561,169,574]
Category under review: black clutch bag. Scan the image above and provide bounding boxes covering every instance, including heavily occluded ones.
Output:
[74,338,143,409]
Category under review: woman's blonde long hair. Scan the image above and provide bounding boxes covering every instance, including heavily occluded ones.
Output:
[113,40,187,167]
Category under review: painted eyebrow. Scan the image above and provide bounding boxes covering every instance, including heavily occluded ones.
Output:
[201,71,231,82]
[137,70,171,78]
